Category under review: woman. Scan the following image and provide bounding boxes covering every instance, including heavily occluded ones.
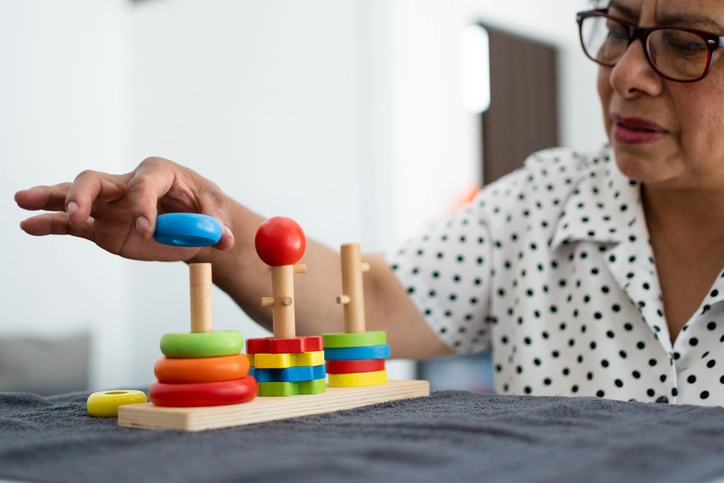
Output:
[15,0,724,405]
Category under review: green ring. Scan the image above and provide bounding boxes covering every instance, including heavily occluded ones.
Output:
[160,331,244,358]
[322,331,387,348]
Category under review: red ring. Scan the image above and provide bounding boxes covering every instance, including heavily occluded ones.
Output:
[149,377,258,407]
[326,358,386,374]
[154,354,250,383]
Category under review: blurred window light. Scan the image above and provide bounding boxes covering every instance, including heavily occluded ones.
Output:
[461,23,490,113]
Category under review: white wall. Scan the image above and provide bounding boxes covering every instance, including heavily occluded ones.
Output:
[3,0,605,390]
[2,0,133,388]
[124,0,375,384]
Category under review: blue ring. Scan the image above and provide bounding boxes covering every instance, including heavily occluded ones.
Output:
[153,213,223,247]
[323,344,390,361]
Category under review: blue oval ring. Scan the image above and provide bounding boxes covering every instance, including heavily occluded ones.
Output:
[153,213,223,247]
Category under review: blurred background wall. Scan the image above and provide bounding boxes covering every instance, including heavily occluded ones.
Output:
[2,0,603,392]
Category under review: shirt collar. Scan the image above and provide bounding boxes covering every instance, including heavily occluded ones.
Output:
[548,148,674,350]
[550,148,642,250]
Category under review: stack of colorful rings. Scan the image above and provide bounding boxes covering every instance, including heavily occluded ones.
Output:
[323,243,389,387]
[149,331,257,407]
[247,336,326,396]
[323,331,389,387]
[148,213,257,407]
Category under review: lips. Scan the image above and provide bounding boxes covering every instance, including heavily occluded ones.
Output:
[611,114,668,144]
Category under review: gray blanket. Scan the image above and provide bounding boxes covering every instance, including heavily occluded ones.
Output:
[1,390,724,483]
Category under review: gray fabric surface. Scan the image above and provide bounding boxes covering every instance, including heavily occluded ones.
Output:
[1,390,724,483]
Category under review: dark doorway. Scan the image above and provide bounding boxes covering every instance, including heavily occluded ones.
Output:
[482,25,560,184]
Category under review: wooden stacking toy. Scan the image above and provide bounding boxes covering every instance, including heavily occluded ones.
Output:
[117,214,429,431]
[246,216,327,396]
[148,213,257,407]
[323,243,390,387]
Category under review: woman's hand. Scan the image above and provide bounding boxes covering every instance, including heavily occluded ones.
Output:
[15,157,235,261]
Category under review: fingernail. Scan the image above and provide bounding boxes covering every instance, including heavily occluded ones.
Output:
[66,201,79,219]
[224,226,234,240]
[135,216,152,235]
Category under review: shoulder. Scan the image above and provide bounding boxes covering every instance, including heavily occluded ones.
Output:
[469,145,616,247]
[521,145,612,178]
[478,145,613,202]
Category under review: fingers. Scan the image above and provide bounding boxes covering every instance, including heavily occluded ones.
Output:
[65,162,174,240]
[128,158,236,249]
[125,158,179,238]
[15,183,72,212]
[17,157,237,252]
[19,212,94,240]
[65,170,130,224]
[195,184,236,250]
[192,176,237,250]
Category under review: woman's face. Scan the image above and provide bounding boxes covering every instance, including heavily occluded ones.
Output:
[598,0,724,191]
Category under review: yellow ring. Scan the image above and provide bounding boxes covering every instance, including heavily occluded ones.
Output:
[86,390,147,417]
[327,369,388,387]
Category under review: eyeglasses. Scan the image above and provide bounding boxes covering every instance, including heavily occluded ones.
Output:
[576,8,724,82]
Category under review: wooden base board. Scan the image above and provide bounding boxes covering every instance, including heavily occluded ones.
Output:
[118,379,429,431]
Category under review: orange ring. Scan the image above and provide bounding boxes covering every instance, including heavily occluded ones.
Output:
[154,354,250,383]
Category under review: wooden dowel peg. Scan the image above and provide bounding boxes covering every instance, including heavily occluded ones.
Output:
[260,296,294,308]
[189,263,213,333]
[270,265,296,339]
[339,243,366,333]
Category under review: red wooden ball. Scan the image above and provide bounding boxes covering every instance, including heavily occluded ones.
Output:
[254,216,306,266]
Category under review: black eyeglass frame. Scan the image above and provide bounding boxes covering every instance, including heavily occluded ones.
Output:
[576,8,724,82]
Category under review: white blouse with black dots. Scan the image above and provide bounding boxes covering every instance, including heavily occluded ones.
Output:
[386,146,724,406]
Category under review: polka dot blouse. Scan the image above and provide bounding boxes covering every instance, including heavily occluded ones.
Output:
[386,146,724,406]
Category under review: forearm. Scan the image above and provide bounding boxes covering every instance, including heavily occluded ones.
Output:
[362,254,454,360]
[16,157,452,360]
[190,198,452,359]
[188,198,345,336]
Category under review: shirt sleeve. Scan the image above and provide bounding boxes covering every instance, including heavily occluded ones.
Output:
[382,147,593,356]
[383,190,495,355]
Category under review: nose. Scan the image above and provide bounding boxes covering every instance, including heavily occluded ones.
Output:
[609,38,663,97]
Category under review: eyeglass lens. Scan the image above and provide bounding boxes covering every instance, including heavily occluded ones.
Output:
[580,14,710,81]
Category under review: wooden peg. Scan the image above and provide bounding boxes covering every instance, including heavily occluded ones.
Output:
[189,263,213,333]
[270,265,296,339]
[337,243,366,333]
[259,296,293,308]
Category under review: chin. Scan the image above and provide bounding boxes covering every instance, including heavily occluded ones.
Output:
[613,148,669,185]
